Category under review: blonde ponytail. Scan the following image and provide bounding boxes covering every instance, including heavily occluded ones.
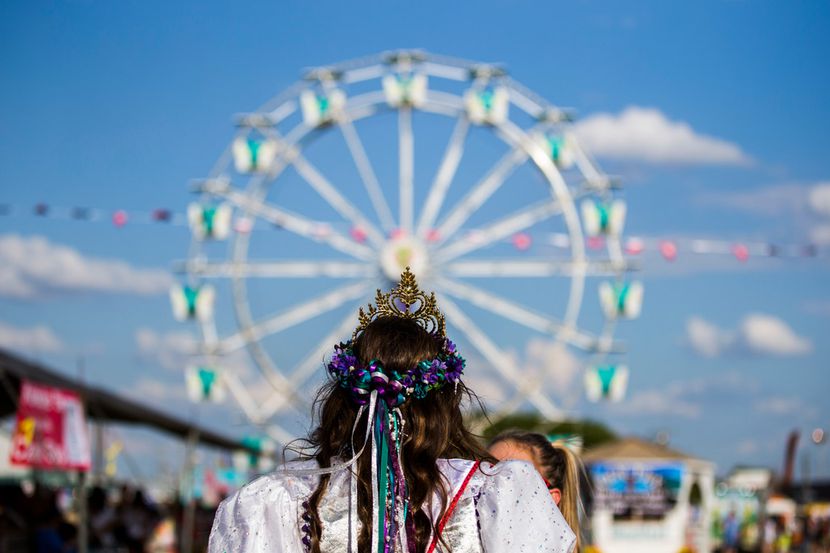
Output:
[550,442,582,552]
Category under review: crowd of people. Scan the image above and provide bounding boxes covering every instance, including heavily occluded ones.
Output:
[716,509,830,552]
[0,481,218,553]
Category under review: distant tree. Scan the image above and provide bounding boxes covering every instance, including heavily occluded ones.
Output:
[477,412,617,450]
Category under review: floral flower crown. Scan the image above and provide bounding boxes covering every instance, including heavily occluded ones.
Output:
[326,267,465,406]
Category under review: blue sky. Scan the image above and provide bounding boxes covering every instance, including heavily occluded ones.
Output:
[1,0,829,483]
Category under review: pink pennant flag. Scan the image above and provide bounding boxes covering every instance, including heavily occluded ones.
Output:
[586,236,605,250]
[350,226,368,243]
[660,240,677,262]
[624,237,644,255]
[511,232,532,251]
[112,210,128,227]
[732,243,749,262]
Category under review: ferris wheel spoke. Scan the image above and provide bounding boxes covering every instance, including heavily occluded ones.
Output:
[222,370,304,425]
[226,355,309,418]
[216,281,372,355]
[444,258,630,278]
[416,117,470,236]
[175,260,377,279]
[221,371,270,424]
[438,295,564,420]
[569,137,604,184]
[399,106,415,233]
[432,148,528,245]
[336,115,396,230]
[217,186,375,261]
[292,154,384,245]
[435,277,602,352]
[436,199,562,261]
[258,306,361,419]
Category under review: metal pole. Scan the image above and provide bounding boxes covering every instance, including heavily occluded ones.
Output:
[95,422,104,485]
[181,423,200,553]
[77,470,88,553]
[76,356,89,553]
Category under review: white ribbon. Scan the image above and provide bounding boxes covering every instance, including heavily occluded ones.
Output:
[370,394,380,553]
[278,391,379,553]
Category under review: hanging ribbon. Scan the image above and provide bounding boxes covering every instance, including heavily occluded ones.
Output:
[277,390,411,553]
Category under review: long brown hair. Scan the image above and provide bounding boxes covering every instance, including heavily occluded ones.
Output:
[488,431,582,551]
[301,316,493,552]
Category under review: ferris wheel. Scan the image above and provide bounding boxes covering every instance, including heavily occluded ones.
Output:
[172,51,640,443]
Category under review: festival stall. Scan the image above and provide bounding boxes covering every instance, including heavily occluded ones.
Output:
[0,348,265,553]
[583,437,716,553]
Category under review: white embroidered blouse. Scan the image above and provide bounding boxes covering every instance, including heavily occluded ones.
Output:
[208,458,576,553]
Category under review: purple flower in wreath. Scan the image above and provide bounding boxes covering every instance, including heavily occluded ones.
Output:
[422,359,447,385]
[327,343,360,386]
[400,373,415,390]
[444,354,465,382]
[444,338,457,354]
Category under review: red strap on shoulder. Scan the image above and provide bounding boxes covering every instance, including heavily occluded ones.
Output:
[427,460,481,553]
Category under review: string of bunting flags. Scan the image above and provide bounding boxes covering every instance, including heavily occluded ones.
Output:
[2,200,825,261]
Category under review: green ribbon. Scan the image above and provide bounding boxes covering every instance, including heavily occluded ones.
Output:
[375,404,390,551]
[597,366,617,397]
[197,367,216,398]
[479,89,495,112]
[183,286,199,317]
[548,136,564,162]
[615,283,630,314]
[597,202,610,233]
[317,95,330,116]
[201,206,217,236]
[246,138,261,170]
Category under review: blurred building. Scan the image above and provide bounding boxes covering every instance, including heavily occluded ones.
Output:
[583,436,715,553]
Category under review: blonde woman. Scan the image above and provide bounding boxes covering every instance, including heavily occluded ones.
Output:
[489,431,583,551]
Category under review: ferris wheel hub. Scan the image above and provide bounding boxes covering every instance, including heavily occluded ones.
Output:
[379,233,429,282]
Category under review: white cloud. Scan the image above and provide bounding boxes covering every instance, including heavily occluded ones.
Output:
[522,338,581,392]
[125,377,191,415]
[135,328,198,371]
[613,388,702,418]
[0,321,63,353]
[754,396,803,416]
[608,372,756,419]
[695,182,830,244]
[574,106,752,165]
[739,314,812,356]
[134,328,257,386]
[686,313,811,357]
[464,374,508,405]
[686,316,732,358]
[697,184,808,217]
[808,182,830,217]
[0,234,173,300]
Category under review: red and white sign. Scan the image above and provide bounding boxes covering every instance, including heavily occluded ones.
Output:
[10,380,91,471]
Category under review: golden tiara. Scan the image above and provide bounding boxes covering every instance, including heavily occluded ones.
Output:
[353,267,446,339]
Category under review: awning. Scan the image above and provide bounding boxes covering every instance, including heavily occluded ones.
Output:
[0,348,261,454]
